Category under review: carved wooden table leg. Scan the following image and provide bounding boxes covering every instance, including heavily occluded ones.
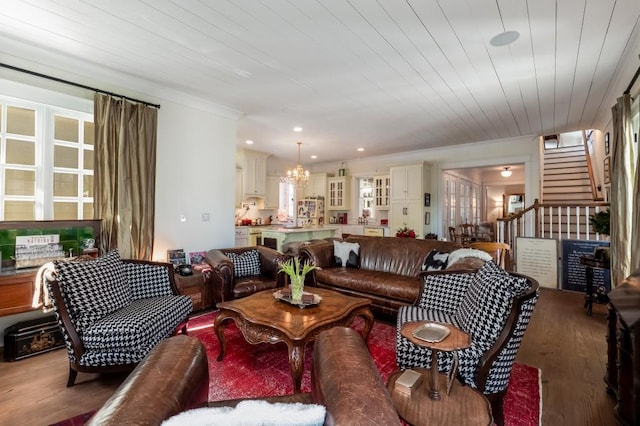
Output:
[288,343,304,393]
[356,307,375,341]
[214,311,232,361]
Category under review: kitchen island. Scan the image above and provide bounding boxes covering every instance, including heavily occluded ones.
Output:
[261,226,341,252]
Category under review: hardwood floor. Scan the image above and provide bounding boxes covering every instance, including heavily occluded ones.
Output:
[0,288,617,426]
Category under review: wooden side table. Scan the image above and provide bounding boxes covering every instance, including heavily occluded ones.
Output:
[174,270,213,312]
[387,368,492,426]
[386,321,493,425]
[401,321,470,400]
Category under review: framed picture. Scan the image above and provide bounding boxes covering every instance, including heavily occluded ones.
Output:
[604,156,611,184]
[189,251,207,264]
[424,211,431,225]
[604,132,610,155]
[167,249,186,266]
[424,193,431,207]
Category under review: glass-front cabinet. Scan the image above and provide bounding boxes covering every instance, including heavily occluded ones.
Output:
[374,174,390,209]
[327,176,351,210]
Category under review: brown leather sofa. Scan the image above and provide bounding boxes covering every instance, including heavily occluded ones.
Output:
[205,245,288,303]
[87,327,401,425]
[299,235,460,316]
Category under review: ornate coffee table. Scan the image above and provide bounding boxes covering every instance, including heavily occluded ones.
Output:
[214,287,374,393]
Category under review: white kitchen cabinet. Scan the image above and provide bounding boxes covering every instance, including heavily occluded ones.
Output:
[235,227,249,247]
[242,151,268,199]
[391,164,423,201]
[389,163,431,237]
[327,176,351,210]
[390,199,423,235]
[264,175,280,209]
[374,174,390,209]
[303,173,327,198]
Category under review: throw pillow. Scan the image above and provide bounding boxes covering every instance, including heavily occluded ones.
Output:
[422,250,449,271]
[455,260,529,351]
[162,400,326,426]
[53,249,131,331]
[226,249,261,278]
[333,240,360,268]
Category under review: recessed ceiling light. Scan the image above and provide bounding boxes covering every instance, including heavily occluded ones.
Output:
[293,127,303,132]
[357,147,365,152]
[490,30,520,47]
[245,140,254,145]
[310,155,317,159]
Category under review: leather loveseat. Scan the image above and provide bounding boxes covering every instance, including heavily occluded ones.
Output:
[299,235,460,316]
[87,327,400,425]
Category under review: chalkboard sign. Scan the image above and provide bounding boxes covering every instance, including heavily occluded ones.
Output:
[561,239,610,293]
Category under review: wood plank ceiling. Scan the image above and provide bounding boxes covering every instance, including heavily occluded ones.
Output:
[0,0,639,163]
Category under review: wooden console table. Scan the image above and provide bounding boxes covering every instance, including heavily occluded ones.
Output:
[605,268,640,426]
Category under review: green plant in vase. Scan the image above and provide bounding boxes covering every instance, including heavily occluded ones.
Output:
[589,208,610,262]
[589,208,610,236]
[279,257,316,301]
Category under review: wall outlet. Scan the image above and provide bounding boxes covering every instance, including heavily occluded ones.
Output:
[202,213,210,222]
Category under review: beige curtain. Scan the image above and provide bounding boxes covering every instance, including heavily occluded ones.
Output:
[94,94,157,260]
[610,94,638,286]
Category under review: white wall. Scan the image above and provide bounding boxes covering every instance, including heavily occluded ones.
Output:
[153,100,236,260]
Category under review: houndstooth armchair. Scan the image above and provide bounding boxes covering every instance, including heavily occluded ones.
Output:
[45,249,192,386]
[396,261,539,426]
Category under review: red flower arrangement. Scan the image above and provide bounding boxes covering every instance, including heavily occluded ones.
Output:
[396,225,416,238]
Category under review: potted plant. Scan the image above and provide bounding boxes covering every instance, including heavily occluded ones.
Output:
[589,208,610,236]
[589,209,610,261]
[279,257,316,301]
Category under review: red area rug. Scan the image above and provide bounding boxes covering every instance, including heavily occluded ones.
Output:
[188,311,541,426]
[52,311,541,425]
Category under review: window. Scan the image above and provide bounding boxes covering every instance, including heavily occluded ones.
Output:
[358,177,375,220]
[0,96,94,220]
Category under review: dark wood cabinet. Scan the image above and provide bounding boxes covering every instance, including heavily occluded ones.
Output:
[174,269,213,312]
[0,270,38,316]
[606,268,640,426]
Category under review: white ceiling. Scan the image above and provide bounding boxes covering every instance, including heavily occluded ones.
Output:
[1,0,639,164]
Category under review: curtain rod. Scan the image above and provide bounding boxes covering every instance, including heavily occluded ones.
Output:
[0,63,160,109]
[624,65,640,95]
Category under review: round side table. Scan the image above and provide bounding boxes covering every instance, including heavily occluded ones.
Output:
[386,321,493,426]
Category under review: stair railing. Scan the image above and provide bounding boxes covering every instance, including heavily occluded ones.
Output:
[496,199,610,266]
[582,130,601,201]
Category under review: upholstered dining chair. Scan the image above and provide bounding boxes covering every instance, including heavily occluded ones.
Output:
[470,242,511,269]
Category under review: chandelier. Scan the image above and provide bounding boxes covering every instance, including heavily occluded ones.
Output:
[286,141,310,186]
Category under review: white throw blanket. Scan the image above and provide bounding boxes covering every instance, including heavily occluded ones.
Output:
[446,248,493,267]
[32,262,56,312]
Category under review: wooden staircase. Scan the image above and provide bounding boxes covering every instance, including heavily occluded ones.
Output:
[542,145,597,202]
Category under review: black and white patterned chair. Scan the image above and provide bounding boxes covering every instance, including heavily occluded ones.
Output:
[45,249,192,386]
[396,261,539,426]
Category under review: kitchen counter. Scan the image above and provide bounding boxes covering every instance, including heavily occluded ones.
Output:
[261,226,340,252]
